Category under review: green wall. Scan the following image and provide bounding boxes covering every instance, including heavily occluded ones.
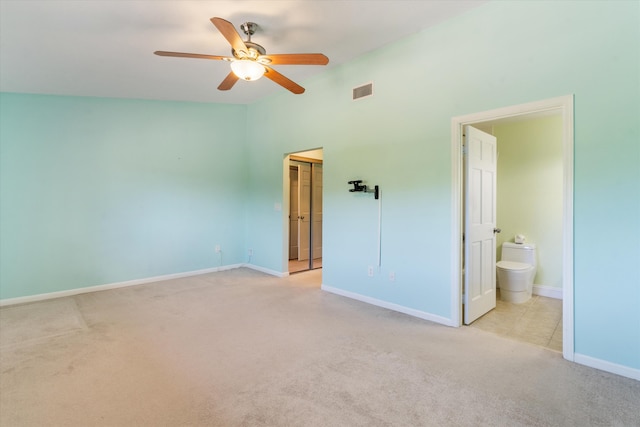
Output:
[246,0,639,370]
[494,115,564,289]
[0,94,248,299]
[1,0,638,376]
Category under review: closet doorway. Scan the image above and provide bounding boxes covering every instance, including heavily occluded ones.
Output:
[287,150,322,274]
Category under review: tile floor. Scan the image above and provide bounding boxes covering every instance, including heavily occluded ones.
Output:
[469,290,563,352]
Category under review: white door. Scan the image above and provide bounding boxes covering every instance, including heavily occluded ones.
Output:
[298,163,311,261]
[312,163,323,259]
[464,125,498,324]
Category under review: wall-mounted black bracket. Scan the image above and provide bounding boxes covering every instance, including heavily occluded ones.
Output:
[348,180,380,199]
[348,180,367,193]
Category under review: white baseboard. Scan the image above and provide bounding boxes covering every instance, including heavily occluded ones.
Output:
[242,263,289,278]
[533,284,563,300]
[321,284,455,327]
[0,264,243,307]
[574,353,640,382]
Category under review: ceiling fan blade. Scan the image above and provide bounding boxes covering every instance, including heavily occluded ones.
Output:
[218,72,240,91]
[154,51,230,61]
[211,17,248,57]
[263,66,305,94]
[260,53,329,66]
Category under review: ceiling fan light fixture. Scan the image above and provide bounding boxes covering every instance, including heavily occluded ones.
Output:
[156,17,328,94]
[230,59,265,81]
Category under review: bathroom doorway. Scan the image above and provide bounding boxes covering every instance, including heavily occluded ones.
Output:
[285,149,323,274]
[451,96,574,361]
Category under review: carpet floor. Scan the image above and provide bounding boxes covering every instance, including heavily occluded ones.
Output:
[1,268,639,426]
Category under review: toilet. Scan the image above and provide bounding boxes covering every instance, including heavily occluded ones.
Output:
[496,242,537,303]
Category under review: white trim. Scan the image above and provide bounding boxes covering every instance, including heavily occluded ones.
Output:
[243,263,289,278]
[574,353,640,382]
[532,285,563,300]
[450,95,575,362]
[560,97,575,362]
[321,284,456,327]
[0,264,243,307]
[282,154,292,274]
[451,117,464,327]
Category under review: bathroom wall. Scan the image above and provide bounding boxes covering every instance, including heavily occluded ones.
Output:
[494,115,564,289]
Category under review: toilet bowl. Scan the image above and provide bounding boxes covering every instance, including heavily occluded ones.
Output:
[496,261,535,303]
[496,242,537,304]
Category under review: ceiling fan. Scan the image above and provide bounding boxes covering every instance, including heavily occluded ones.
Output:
[154,17,329,95]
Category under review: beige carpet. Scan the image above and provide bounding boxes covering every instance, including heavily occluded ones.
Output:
[1,268,638,426]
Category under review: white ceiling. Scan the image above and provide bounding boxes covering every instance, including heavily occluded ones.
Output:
[0,0,487,104]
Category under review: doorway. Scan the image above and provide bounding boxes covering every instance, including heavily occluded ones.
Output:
[285,149,323,274]
[451,96,574,361]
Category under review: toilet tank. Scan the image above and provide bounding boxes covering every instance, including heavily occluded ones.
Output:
[501,242,536,266]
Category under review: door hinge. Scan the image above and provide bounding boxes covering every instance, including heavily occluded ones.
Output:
[462,144,467,155]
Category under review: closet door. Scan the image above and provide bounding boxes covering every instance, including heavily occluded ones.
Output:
[297,162,311,261]
[312,163,323,259]
[289,167,299,260]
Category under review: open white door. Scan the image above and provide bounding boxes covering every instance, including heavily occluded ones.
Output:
[298,162,311,261]
[464,125,498,324]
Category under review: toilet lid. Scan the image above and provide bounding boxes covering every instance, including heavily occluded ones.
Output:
[497,260,532,271]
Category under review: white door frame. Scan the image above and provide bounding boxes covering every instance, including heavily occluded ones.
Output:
[450,95,574,362]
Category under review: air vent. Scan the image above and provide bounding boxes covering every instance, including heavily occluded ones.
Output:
[352,82,373,101]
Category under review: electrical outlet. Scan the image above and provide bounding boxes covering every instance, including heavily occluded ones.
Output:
[368,266,374,277]
[248,249,253,256]
[389,271,395,282]
[215,245,221,253]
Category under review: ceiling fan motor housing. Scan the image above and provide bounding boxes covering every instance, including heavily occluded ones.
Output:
[240,22,258,37]
[233,41,266,60]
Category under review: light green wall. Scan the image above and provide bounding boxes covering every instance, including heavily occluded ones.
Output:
[494,115,563,288]
[0,94,248,299]
[1,0,638,375]
[246,0,640,370]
